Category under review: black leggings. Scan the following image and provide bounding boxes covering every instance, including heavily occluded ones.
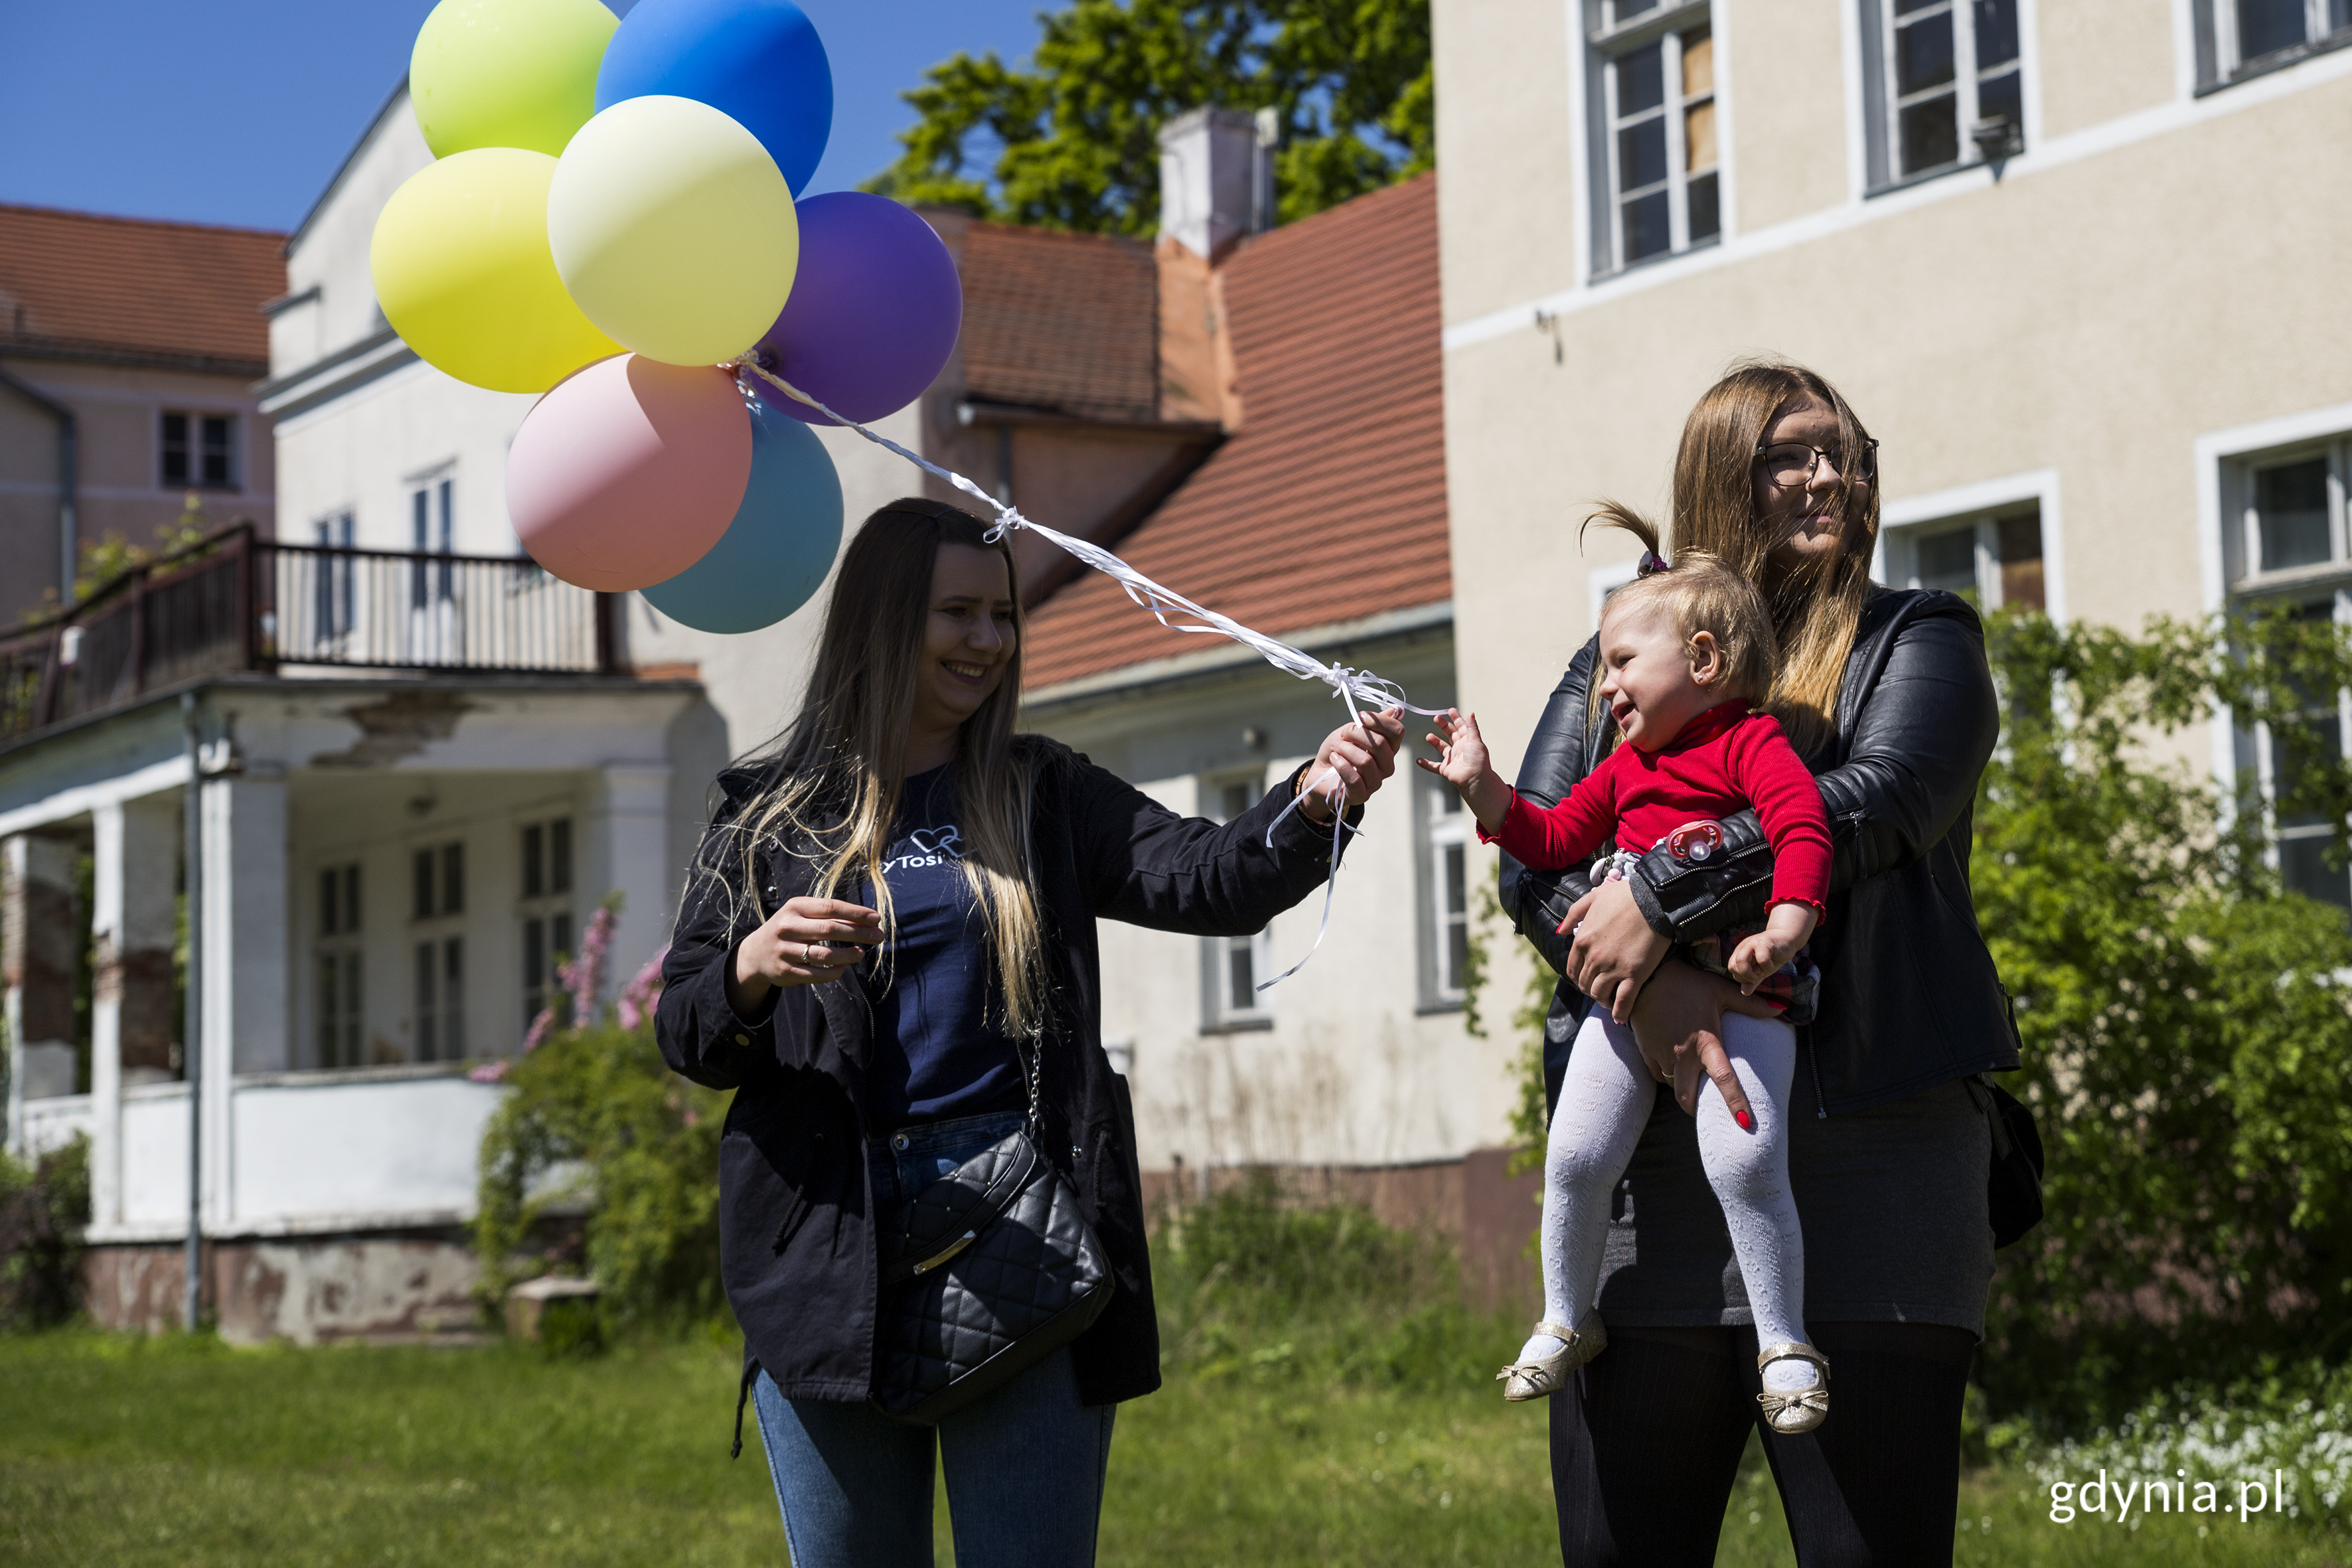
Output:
[1549,1320,1976,1567]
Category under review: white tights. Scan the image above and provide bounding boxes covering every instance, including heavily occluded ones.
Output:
[1528,1009,1814,1392]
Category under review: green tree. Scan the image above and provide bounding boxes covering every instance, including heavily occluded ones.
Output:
[869,0,1433,234]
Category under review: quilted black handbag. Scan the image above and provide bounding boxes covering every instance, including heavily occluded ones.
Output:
[869,1050,1114,1425]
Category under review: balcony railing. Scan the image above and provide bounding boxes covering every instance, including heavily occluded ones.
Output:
[1,525,621,747]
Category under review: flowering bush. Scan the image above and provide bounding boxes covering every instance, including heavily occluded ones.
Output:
[473,896,731,1332]
[2017,1368,2352,1524]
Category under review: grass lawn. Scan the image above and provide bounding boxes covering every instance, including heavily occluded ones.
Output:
[3,1328,2344,1566]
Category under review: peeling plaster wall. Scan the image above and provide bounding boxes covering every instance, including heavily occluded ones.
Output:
[86,1231,482,1345]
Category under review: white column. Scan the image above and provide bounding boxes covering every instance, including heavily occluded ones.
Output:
[199,769,289,1229]
[586,763,673,1000]
[88,802,125,1228]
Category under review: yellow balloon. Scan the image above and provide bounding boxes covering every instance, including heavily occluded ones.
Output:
[369,149,623,394]
[411,0,618,158]
[547,96,798,367]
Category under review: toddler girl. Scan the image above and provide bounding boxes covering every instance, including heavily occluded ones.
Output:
[1419,541,1834,1434]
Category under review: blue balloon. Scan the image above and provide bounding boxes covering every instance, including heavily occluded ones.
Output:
[641,405,843,633]
[594,0,833,195]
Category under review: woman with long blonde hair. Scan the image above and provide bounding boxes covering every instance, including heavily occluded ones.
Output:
[1497,364,2017,1563]
[656,497,1403,1568]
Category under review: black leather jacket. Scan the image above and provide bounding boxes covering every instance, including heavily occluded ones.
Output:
[657,736,1356,1407]
[1499,586,2019,1114]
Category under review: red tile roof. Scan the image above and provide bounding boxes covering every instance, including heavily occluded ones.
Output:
[958,222,1160,424]
[1022,173,1448,691]
[0,204,285,376]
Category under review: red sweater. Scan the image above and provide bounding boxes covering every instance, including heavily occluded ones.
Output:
[1483,702,1832,915]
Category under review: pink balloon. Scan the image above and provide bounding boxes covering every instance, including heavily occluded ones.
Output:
[507,355,753,591]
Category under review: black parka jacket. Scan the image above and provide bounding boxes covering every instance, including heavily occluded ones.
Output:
[1499,586,2019,1113]
[656,736,1355,1407]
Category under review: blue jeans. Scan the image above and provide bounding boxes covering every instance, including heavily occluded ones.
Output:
[751,1110,1118,1568]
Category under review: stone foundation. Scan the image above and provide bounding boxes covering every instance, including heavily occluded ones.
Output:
[84,1229,487,1346]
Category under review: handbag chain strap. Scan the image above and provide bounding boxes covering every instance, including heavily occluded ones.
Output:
[1022,1034,1044,1140]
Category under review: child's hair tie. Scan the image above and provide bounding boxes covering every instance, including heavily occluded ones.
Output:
[1638,548,1670,576]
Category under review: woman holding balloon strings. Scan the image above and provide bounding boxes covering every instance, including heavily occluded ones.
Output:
[1502,362,2017,1565]
[655,499,1406,1567]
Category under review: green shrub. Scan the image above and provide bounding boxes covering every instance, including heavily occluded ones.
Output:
[474,900,730,1336]
[0,1133,90,1330]
[1153,1173,1518,1390]
[1976,607,2352,1426]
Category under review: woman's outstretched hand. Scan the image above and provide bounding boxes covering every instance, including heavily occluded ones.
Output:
[1627,959,1779,1127]
[1558,876,1674,1022]
[728,896,885,1018]
[1296,707,1405,823]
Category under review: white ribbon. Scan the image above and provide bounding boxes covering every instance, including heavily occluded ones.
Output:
[730,354,1448,988]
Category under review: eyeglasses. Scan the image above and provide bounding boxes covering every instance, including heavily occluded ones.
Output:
[1754,438,1879,488]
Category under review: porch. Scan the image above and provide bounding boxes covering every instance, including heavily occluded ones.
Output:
[0,534,724,1342]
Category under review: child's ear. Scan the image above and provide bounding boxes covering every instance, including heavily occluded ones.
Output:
[1687,630,1724,686]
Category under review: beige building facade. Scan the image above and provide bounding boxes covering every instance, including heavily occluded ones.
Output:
[1433,0,2352,903]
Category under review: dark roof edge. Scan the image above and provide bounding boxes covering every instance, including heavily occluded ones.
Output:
[0,340,268,379]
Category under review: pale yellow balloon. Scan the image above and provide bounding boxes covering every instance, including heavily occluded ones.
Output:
[410,0,618,159]
[546,95,799,367]
[370,149,623,394]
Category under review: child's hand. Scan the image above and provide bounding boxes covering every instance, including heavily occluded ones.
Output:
[1728,902,1818,988]
[1417,709,1488,787]
[1415,710,1512,828]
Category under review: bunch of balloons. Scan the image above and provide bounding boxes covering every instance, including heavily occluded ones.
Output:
[369,0,963,633]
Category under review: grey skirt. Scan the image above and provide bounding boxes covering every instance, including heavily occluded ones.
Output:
[1593,1063,1995,1336]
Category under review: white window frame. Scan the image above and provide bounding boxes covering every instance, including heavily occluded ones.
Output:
[1857,0,2034,191]
[2197,0,2352,90]
[310,509,356,645]
[518,813,577,1034]
[2205,429,2352,905]
[159,408,238,493]
[1199,773,1275,1032]
[1415,768,1472,1010]
[312,860,364,1070]
[408,837,467,1063]
[1583,0,1722,278]
[1875,469,2067,620]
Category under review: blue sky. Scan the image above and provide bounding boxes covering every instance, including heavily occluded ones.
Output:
[0,1,1050,232]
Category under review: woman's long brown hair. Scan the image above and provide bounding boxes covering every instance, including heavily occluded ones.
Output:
[1588,361,1881,757]
[711,498,1049,1039]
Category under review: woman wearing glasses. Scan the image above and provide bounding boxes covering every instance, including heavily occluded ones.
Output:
[1498,362,2017,1564]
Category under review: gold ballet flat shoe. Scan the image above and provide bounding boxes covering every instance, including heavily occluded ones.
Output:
[1496,1313,1607,1402]
[1755,1342,1831,1435]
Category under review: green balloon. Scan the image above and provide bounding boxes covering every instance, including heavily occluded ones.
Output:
[410,0,619,159]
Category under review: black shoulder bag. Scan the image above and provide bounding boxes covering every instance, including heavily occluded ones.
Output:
[869,1042,1114,1425]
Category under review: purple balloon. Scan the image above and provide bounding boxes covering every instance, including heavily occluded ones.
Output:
[751,193,963,426]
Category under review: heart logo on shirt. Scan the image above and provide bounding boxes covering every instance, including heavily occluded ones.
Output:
[907,825,964,860]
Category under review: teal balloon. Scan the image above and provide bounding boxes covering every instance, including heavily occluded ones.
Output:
[641,406,842,633]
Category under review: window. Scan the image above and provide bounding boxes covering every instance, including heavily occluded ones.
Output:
[410,476,455,607]
[410,840,466,1061]
[313,510,355,641]
[1861,0,2023,189]
[161,411,235,491]
[1200,779,1273,1030]
[1419,771,1472,1007]
[520,815,576,1029]
[2197,0,2352,86]
[1880,503,2046,609]
[2224,438,2352,906]
[314,862,363,1068]
[1587,1,1719,275]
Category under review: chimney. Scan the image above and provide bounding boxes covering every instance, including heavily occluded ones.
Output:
[1156,107,1275,261]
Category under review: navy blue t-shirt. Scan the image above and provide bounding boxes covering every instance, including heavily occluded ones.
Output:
[861,766,1023,1127]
